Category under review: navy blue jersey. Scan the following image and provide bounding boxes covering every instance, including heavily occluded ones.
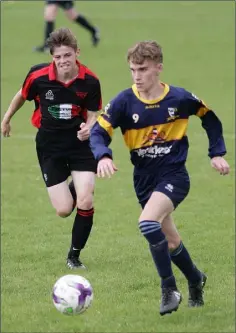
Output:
[90,83,226,174]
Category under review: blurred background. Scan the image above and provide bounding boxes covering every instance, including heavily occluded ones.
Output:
[1,1,235,332]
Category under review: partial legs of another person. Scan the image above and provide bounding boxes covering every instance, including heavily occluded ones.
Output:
[34,3,57,52]
[65,7,100,46]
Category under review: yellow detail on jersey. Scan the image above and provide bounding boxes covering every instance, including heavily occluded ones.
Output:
[196,106,210,118]
[132,83,170,104]
[123,119,188,150]
[167,115,180,121]
[97,115,113,137]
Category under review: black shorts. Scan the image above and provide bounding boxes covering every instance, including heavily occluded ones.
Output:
[36,128,97,187]
[46,0,74,10]
[134,165,190,209]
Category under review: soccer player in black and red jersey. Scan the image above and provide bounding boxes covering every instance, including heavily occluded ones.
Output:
[90,41,230,315]
[1,28,102,269]
[34,0,100,52]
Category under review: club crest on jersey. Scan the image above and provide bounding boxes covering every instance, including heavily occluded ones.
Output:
[143,128,166,145]
[167,107,179,121]
[76,91,88,99]
[45,90,54,100]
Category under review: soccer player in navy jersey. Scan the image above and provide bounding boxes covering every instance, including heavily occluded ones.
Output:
[1,28,102,270]
[34,0,100,52]
[90,41,230,315]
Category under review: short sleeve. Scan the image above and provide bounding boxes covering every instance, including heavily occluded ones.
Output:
[183,90,211,117]
[21,68,38,101]
[85,79,102,111]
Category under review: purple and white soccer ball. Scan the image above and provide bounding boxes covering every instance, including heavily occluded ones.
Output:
[52,274,93,315]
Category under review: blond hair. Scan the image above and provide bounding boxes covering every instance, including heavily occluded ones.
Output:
[127,41,163,64]
[46,27,78,54]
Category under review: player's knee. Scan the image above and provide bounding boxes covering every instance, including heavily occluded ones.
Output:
[139,210,166,224]
[44,6,57,20]
[168,240,181,252]
[65,9,78,20]
[56,206,73,218]
[77,194,94,210]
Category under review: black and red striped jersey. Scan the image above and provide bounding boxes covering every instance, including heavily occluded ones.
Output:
[21,60,102,130]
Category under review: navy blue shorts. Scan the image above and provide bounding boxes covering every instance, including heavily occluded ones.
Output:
[134,165,190,209]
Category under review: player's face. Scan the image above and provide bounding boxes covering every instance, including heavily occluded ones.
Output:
[52,45,79,75]
[129,60,163,92]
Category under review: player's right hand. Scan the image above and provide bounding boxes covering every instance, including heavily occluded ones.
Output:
[97,157,118,178]
[1,121,11,137]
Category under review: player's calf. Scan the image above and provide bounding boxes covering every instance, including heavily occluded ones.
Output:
[139,220,182,315]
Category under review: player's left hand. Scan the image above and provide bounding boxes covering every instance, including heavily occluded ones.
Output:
[77,122,90,141]
[211,156,230,175]
[97,157,118,178]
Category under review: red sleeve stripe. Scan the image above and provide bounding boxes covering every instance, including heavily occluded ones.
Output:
[77,61,99,80]
[98,98,102,110]
[31,95,42,128]
[22,66,50,99]
[84,66,99,80]
[31,108,42,128]
[81,65,102,110]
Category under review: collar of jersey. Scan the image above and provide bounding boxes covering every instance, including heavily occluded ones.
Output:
[48,60,86,81]
[132,82,169,104]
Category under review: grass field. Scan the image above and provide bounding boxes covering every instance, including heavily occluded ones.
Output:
[1,1,235,332]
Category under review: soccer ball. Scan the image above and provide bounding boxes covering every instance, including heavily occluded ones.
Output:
[52,274,93,315]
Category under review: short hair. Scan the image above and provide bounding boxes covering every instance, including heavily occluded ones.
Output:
[127,41,163,64]
[46,27,78,55]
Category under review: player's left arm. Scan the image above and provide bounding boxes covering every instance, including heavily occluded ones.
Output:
[185,91,230,175]
[77,111,98,141]
[77,78,102,141]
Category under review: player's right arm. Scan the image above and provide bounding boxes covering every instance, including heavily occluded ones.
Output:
[1,65,40,137]
[1,89,26,137]
[90,93,125,178]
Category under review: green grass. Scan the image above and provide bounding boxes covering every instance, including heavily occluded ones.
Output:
[1,1,235,332]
